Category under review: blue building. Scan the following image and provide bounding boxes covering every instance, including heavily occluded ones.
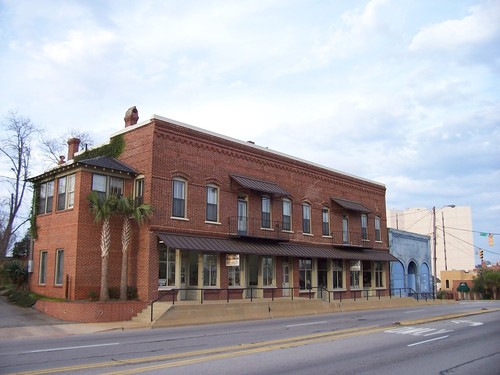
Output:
[389,229,432,296]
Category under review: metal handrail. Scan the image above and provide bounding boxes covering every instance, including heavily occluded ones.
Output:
[150,286,436,321]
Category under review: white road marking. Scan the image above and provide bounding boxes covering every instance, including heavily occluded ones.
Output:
[404,310,425,314]
[452,320,483,327]
[407,335,449,347]
[385,327,454,337]
[286,321,328,328]
[24,342,120,353]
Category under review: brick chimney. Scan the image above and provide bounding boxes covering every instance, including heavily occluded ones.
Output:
[124,106,139,127]
[67,138,81,161]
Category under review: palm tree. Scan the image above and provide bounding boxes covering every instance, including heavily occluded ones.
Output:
[116,196,153,300]
[87,191,118,302]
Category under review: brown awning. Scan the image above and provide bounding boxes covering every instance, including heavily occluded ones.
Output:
[231,175,289,196]
[331,197,371,213]
[157,233,398,262]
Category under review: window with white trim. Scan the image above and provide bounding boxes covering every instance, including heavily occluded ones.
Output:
[38,181,54,214]
[261,196,271,229]
[302,204,311,234]
[92,174,123,202]
[135,178,144,206]
[322,207,330,236]
[262,256,274,286]
[228,266,240,287]
[350,260,361,289]
[172,178,186,218]
[57,174,75,211]
[361,214,368,240]
[282,199,292,231]
[203,254,217,286]
[342,216,349,244]
[299,258,312,290]
[206,185,218,222]
[39,251,48,284]
[158,246,176,287]
[55,249,64,285]
[332,259,344,289]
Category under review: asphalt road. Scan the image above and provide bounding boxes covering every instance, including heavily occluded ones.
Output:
[1,300,499,374]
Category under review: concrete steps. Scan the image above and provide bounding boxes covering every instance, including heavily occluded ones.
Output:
[132,302,173,324]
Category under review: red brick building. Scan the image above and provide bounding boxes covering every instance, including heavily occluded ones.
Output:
[29,107,396,304]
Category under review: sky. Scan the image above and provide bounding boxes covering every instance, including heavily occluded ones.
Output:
[1,0,499,263]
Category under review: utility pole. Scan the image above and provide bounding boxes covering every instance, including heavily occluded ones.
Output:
[442,212,448,271]
[433,206,437,296]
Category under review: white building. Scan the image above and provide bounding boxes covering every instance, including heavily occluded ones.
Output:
[387,206,475,288]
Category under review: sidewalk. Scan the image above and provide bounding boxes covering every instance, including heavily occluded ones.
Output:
[0,297,151,340]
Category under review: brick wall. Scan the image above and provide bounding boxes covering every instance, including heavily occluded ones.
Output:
[34,300,147,322]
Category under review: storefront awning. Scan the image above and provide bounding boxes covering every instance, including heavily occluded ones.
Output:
[457,282,470,292]
[331,197,371,213]
[231,175,290,196]
[157,233,398,262]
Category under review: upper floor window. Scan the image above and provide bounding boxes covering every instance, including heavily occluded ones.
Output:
[302,203,311,234]
[361,214,368,240]
[282,199,292,231]
[261,196,271,229]
[322,208,330,236]
[342,216,349,244]
[38,181,54,214]
[172,178,186,218]
[92,174,123,202]
[206,185,219,222]
[375,216,381,242]
[57,174,75,211]
[135,178,144,206]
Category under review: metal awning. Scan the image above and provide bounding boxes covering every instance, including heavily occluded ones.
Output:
[231,175,289,196]
[331,197,371,213]
[157,233,397,262]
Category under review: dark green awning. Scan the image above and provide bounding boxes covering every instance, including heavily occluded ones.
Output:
[457,282,470,292]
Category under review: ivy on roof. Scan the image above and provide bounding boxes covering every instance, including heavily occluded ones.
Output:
[74,134,125,161]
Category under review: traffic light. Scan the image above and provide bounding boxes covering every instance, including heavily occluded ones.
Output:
[488,233,494,247]
[479,250,484,261]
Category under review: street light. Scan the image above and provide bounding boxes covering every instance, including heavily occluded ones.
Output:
[432,205,455,297]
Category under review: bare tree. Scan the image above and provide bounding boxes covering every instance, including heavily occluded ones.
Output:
[0,111,40,257]
[41,129,94,165]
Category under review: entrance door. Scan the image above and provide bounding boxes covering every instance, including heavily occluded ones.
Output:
[246,255,258,298]
[237,199,248,235]
[180,257,187,300]
[317,258,327,299]
[282,261,290,297]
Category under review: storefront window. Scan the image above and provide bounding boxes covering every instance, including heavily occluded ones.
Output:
[158,246,176,288]
[299,258,312,290]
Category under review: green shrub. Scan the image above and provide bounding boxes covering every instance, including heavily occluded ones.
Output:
[7,290,38,307]
[127,286,138,300]
[2,260,28,290]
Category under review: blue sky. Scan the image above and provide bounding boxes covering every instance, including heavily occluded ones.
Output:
[1,0,499,263]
